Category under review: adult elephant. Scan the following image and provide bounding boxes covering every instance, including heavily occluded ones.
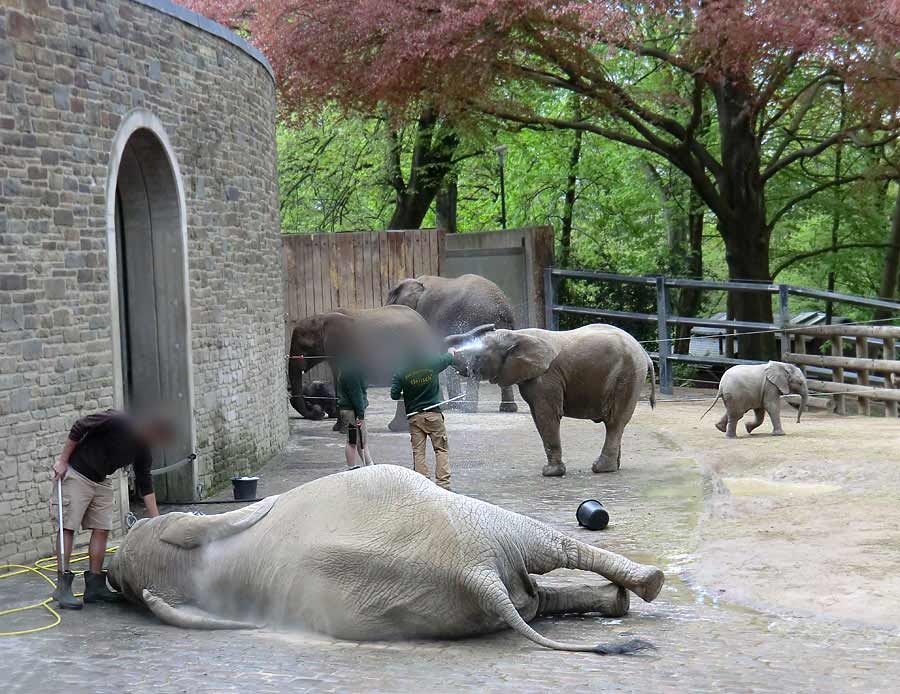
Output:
[109,465,663,653]
[448,324,655,477]
[702,361,809,438]
[386,274,518,413]
[288,305,440,431]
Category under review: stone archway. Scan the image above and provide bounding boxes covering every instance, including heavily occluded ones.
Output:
[105,111,196,504]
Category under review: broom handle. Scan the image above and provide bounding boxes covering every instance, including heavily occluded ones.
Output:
[56,478,66,574]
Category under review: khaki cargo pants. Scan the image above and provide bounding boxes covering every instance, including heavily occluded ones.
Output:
[408,411,450,490]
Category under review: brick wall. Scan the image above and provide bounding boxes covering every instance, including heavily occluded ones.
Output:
[0,0,288,563]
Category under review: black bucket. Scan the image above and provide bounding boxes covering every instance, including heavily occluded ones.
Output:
[576,499,609,531]
[231,476,259,501]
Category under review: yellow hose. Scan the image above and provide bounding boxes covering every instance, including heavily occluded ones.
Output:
[0,548,117,637]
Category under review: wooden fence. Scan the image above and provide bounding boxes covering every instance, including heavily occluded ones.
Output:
[282,229,443,325]
[783,325,900,417]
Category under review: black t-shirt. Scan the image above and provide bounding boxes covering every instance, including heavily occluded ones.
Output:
[68,410,154,497]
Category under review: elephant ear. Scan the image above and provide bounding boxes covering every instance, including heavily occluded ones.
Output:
[386,278,424,308]
[496,330,559,386]
[321,312,355,356]
[159,496,279,549]
[764,361,791,395]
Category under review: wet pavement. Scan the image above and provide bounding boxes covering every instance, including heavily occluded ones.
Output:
[3,386,900,693]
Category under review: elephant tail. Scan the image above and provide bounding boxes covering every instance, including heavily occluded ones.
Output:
[481,578,655,655]
[646,354,656,409]
[699,392,721,420]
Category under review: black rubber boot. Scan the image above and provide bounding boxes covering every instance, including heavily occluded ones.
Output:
[83,571,125,604]
[52,571,83,610]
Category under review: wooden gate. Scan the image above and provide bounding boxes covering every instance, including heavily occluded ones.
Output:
[282,229,444,325]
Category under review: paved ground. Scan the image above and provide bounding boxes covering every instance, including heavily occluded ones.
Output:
[3,385,900,693]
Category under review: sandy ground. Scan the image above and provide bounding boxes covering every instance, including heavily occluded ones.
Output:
[2,384,899,693]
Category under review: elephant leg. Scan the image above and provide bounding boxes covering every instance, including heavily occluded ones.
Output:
[444,370,463,409]
[715,413,728,433]
[535,581,629,618]
[461,375,479,413]
[723,402,743,439]
[745,408,766,434]
[388,400,409,432]
[767,399,786,436]
[499,385,518,413]
[592,420,624,473]
[530,404,565,477]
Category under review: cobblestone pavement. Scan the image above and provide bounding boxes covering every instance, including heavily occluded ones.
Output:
[4,387,900,693]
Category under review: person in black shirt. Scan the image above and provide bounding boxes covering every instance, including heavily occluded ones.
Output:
[51,409,174,609]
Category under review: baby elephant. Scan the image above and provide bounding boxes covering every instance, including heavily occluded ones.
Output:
[703,361,809,438]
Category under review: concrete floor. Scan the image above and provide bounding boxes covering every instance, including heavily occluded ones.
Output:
[3,385,900,693]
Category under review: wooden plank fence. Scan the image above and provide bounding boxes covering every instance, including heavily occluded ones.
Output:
[282,229,444,327]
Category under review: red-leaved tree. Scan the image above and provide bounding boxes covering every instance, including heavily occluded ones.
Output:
[188,0,900,357]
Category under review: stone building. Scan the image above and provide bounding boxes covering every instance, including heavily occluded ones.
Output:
[0,0,288,563]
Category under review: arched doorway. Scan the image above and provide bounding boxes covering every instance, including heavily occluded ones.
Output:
[106,113,196,504]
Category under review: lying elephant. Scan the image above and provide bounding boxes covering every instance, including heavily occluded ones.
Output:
[387,274,518,413]
[288,305,440,431]
[702,361,809,438]
[109,465,664,654]
[448,324,655,476]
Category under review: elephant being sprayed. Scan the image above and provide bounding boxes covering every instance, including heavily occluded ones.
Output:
[109,465,663,654]
[447,324,656,477]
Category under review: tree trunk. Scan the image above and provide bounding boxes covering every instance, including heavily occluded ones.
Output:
[876,183,900,320]
[386,109,459,230]
[435,174,458,233]
[673,194,704,354]
[714,80,775,360]
[559,126,583,268]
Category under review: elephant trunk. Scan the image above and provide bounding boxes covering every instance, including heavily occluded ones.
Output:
[797,384,809,423]
[289,358,324,420]
[445,323,496,348]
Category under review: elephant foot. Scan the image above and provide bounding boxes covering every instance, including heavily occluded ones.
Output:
[388,419,409,433]
[541,463,566,477]
[772,429,786,436]
[633,567,665,603]
[499,401,518,413]
[715,420,727,433]
[332,421,345,433]
[591,455,619,474]
[725,432,737,439]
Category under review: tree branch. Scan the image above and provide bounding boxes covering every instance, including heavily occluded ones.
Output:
[772,243,900,279]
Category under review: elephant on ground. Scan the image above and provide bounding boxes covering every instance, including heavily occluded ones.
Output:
[288,305,440,431]
[448,324,655,477]
[702,361,809,438]
[387,274,518,413]
[108,465,664,654]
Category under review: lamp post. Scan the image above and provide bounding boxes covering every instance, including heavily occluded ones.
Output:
[493,145,508,229]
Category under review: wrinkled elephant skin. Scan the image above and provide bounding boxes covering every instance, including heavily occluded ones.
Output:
[109,465,663,654]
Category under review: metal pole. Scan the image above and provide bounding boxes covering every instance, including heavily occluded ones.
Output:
[498,160,507,230]
[778,284,790,360]
[656,276,673,395]
[56,478,66,575]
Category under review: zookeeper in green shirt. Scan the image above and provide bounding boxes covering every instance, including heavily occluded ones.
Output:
[390,350,458,490]
[336,359,374,468]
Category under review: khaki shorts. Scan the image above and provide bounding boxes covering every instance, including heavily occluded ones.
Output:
[51,467,114,531]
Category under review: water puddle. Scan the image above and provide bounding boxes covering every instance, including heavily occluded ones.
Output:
[721,477,841,498]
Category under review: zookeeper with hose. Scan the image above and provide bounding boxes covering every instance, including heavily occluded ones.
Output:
[390,349,459,491]
[50,409,174,609]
